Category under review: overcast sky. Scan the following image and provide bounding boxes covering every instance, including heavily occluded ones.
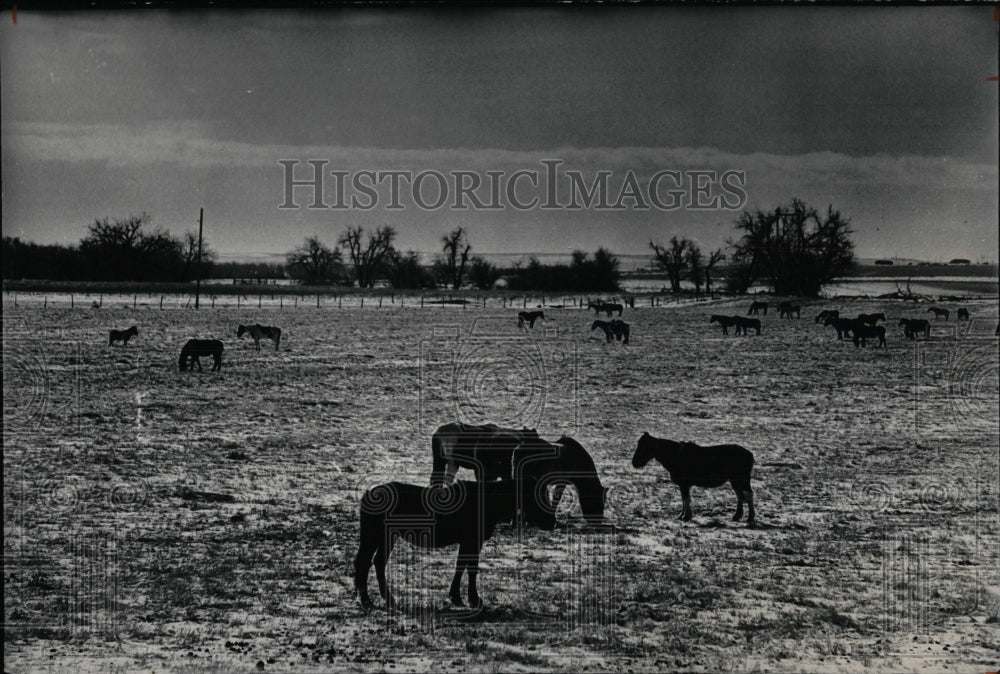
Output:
[2,8,997,263]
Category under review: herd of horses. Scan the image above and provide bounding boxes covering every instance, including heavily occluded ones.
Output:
[707,301,989,348]
[106,322,282,371]
[518,301,632,346]
[355,421,756,610]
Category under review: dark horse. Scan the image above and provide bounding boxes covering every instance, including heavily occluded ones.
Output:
[178,339,224,372]
[109,326,138,346]
[778,302,801,318]
[710,314,739,335]
[430,422,537,486]
[517,311,545,329]
[957,308,969,321]
[747,301,768,316]
[900,318,930,340]
[815,310,839,324]
[591,320,629,345]
[237,323,281,351]
[354,478,553,609]
[430,422,607,524]
[852,325,886,347]
[588,301,623,317]
[734,316,761,336]
[857,313,885,326]
[824,316,859,340]
[513,434,608,524]
[632,432,755,526]
[927,307,950,321]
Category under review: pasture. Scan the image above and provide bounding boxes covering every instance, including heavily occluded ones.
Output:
[3,294,999,672]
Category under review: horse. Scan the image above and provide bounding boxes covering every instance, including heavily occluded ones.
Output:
[957,308,969,321]
[778,303,801,318]
[354,478,553,610]
[587,301,622,317]
[710,315,739,335]
[178,339,224,372]
[927,307,950,321]
[109,326,138,346]
[824,316,859,340]
[857,313,885,326]
[609,319,630,345]
[734,316,761,336]
[517,311,545,329]
[430,423,538,486]
[852,325,886,347]
[591,320,616,343]
[815,310,839,324]
[513,434,608,524]
[899,318,930,340]
[747,301,768,316]
[237,324,281,351]
[632,432,755,526]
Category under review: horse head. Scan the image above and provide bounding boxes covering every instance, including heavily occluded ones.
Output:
[631,432,656,469]
[237,325,247,338]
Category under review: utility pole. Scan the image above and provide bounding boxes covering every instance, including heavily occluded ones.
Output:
[195,208,204,309]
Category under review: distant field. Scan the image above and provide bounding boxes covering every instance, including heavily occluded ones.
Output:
[3,296,999,672]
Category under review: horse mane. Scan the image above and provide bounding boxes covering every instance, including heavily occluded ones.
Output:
[554,436,598,472]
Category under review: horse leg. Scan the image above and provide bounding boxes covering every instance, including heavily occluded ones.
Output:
[459,541,483,608]
[449,552,467,607]
[744,488,756,526]
[374,534,397,608]
[732,482,744,521]
[354,540,378,609]
[679,484,693,521]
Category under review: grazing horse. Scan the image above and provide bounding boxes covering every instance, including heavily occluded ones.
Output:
[857,313,885,326]
[354,478,553,609]
[591,320,615,343]
[178,339,224,372]
[517,311,545,329]
[852,325,886,347]
[632,432,755,526]
[778,303,801,318]
[587,301,622,317]
[815,310,839,324]
[513,434,608,524]
[900,318,930,340]
[710,314,739,335]
[747,301,768,316]
[734,316,761,336]
[927,307,950,321]
[109,326,138,346]
[957,308,969,321]
[609,319,631,345]
[237,324,281,351]
[431,423,538,486]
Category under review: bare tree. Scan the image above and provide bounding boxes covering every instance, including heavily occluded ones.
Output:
[79,213,184,281]
[182,230,217,282]
[441,227,472,290]
[704,248,726,296]
[649,236,690,294]
[685,244,704,295]
[728,199,855,296]
[339,225,397,288]
[287,236,343,285]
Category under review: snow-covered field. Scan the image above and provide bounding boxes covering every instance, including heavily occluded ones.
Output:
[3,295,999,672]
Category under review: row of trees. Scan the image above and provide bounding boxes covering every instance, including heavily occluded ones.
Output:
[3,200,856,295]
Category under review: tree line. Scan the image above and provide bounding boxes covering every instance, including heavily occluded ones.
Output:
[3,199,855,296]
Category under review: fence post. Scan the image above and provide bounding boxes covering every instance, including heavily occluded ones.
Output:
[71,294,74,309]
[44,297,48,309]
[280,295,283,308]
[378,297,382,308]
[339,297,342,309]
[160,296,164,310]
[259,295,262,309]
[523,297,527,308]
[317,294,320,308]
[421,296,424,308]
[238,295,241,309]
[99,293,103,308]
[134,295,137,309]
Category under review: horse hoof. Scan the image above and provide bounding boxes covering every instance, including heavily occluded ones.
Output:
[746,520,758,528]
[450,596,465,607]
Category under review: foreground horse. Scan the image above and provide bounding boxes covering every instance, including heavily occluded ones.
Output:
[852,325,886,347]
[900,318,930,340]
[237,324,281,351]
[517,311,545,329]
[957,308,969,321]
[179,339,224,371]
[632,432,755,526]
[747,301,768,316]
[824,316,859,340]
[857,313,885,326]
[109,326,138,346]
[778,303,801,318]
[431,423,537,486]
[354,478,553,610]
[710,315,739,335]
[927,307,950,321]
[815,310,839,324]
[592,320,629,344]
[734,316,761,336]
